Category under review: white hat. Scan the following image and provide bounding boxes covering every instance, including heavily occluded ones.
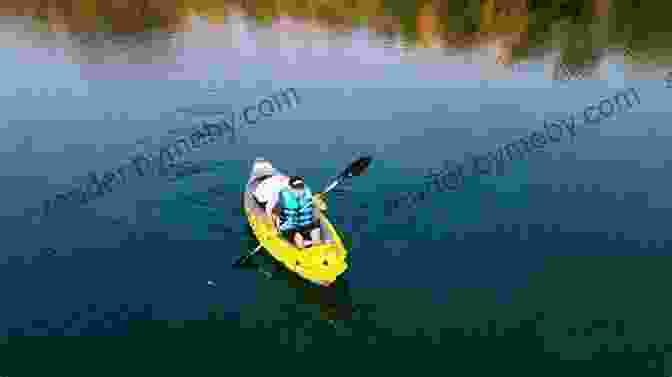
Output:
[254,157,275,176]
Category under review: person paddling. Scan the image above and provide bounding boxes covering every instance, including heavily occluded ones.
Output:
[252,159,290,218]
[275,176,322,249]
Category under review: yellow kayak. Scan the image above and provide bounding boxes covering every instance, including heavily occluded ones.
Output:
[242,158,349,286]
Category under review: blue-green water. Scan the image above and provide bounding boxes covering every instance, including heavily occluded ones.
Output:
[0,12,671,377]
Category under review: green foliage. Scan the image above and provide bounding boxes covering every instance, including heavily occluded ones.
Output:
[353,14,369,26]
[439,0,480,34]
[255,13,275,26]
[31,15,50,32]
[96,15,114,33]
[608,0,672,62]
[524,0,672,65]
[143,14,164,30]
[34,14,49,24]
[382,0,420,42]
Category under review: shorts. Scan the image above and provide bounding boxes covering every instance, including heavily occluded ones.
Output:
[282,222,320,242]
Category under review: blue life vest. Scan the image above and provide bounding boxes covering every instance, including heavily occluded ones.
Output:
[278,186,314,231]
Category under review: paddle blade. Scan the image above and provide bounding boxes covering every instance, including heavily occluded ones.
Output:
[322,155,373,195]
[339,156,372,179]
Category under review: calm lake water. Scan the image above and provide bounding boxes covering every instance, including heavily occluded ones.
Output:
[1,1,672,376]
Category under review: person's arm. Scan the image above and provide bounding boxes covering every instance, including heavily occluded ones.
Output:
[267,190,283,232]
[271,207,281,232]
[266,189,279,218]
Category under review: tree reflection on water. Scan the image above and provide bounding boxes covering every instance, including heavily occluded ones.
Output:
[4,0,669,73]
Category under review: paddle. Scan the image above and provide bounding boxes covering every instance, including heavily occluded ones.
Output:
[232,244,262,267]
[320,156,372,197]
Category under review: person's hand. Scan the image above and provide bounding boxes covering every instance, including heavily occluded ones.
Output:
[269,216,280,235]
[294,232,305,249]
[313,192,327,211]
